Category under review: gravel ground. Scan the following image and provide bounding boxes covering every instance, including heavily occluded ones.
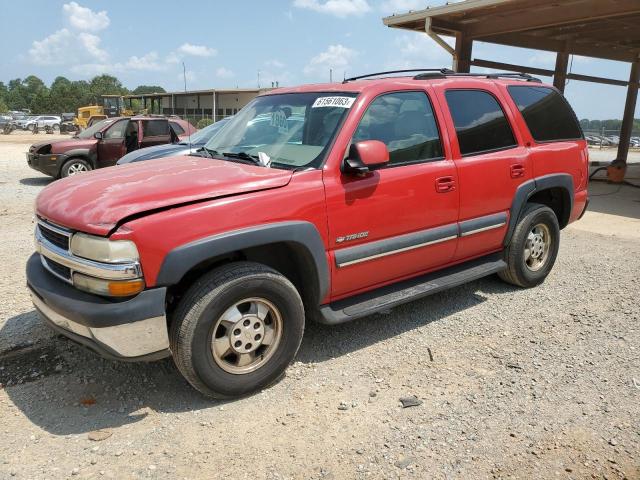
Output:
[0,134,638,479]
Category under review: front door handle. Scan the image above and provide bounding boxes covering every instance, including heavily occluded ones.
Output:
[435,176,456,193]
[510,164,525,178]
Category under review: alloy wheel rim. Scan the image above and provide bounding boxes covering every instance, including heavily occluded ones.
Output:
[524,223,551,272]
[67,163,88,175]
[211,297,282,374]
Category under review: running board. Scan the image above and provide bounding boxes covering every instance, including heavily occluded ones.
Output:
[318,252,506,325]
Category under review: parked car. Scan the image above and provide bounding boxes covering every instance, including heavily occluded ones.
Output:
[27,116,195,178]
[117,117,231,165]
[27,71,589,398]
[21,115,62,131]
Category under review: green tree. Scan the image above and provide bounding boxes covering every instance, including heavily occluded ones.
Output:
[89,75,128,98]
[132,85,166,95]
[0,97,8,113]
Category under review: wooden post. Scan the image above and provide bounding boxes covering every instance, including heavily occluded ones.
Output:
[553,51,569,93]
[453,33,472,73]
[616,59,640,164]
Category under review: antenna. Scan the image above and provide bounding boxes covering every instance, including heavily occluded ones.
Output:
[330,68,333,83]
[182,62,192,153]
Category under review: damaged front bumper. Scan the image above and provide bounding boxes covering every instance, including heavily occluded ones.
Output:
[26,253,170,361]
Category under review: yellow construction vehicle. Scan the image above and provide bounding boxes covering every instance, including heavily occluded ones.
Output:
[73,95,135,130]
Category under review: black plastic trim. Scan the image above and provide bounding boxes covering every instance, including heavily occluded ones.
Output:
[459,212,507,236]
[503,173,574,246]
[319,252,506,324]
[156,221,329,299]
[335,223,458,267]
[26,253,166,329]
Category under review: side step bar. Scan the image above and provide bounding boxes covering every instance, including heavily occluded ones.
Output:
[318,252,506,325]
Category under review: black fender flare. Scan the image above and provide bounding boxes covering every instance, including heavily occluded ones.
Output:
[504,173,574,246]
[61,148,97,169]
[156,221,329,300]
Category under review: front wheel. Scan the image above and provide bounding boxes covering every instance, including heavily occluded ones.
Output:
[170,262,305,398]
[499,203,560,288]
[61,158,92,177]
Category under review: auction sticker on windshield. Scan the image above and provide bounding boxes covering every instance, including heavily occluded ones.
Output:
[312,96,356,108]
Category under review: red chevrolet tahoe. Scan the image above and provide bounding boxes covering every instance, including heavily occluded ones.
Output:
[27,70,589,398]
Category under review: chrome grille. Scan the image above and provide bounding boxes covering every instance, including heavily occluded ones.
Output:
[38,221,71,251]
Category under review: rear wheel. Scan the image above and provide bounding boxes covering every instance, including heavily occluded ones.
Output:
[170,262,305,398]
[499,203,560,288]
[52,124,60,132]
[61,158,92,177]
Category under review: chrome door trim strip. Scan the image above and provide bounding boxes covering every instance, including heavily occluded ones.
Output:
[337,235,457,267]
[459,221,506,237]
[334,211,509,268]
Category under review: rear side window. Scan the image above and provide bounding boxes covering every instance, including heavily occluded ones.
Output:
[143,120,169,137]
[508,86,583,142]
[353,91,443,166]
[170,121,185,135]
[445,90,516,156]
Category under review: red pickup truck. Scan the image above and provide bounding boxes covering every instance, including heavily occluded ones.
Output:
[27,70,588,398]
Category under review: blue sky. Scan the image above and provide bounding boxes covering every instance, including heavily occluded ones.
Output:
[1,0,637,120]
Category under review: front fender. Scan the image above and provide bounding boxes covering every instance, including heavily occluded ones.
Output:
[156,221,329,300]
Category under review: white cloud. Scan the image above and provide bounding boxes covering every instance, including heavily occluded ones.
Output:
[29,28,108,66]
[124,52,164,71]
[304,44,357,76]
[384,33,452,69]
[293,0,370,18]
[380,0,428,14]
[63,2,110,31]
[178,43,217,57]
[216,67,235,79]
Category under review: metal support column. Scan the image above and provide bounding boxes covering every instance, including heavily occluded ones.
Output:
[213,91,217,122]
[453,33,472,73]
[553,51,569,93]
[616,59,640,164]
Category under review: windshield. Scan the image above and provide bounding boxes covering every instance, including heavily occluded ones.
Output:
[204,92,357,169]
[182,117,231,145]
[76,118,116,138]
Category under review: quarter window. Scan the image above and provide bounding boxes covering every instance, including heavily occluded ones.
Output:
[353,91,443,165]
[445,90,516,156]
[508,86,583,142]
[143,120,169,137]
[170,121,185,135]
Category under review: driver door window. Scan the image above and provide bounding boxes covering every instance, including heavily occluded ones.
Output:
[104,120,128,139]
[353,91,443,166]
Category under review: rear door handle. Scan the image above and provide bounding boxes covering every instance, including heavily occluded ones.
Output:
[510,164,525,178]
[435,176,456,193]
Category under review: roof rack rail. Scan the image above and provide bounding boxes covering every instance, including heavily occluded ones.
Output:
[343,68,454,83]
[413,71,542,83]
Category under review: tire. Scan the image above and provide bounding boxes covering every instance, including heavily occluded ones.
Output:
[170,261,305,398]
[27,124,34,132]
[498,203,560,288]
[60,158,92,178]
[52,124,60,132]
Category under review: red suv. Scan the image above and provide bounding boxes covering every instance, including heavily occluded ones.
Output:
[27,116,195,178]
[27,70,588,398]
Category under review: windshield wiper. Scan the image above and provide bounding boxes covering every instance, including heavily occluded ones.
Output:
[191,146,218,158]
[222,151,261,165]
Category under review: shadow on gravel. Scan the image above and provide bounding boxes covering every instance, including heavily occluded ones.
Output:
[19,177,53,186]
[1,275,518,435]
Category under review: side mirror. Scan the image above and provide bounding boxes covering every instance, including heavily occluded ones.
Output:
[343,140,389,175]
[94,131,103,140]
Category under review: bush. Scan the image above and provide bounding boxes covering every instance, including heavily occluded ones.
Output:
[197,118,214,129]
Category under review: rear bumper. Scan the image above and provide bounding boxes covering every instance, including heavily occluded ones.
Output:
[26,152,67,177]
[26,253,170,361]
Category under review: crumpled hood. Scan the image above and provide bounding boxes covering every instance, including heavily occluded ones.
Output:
[36,156,293,236]
[29,138,96,154]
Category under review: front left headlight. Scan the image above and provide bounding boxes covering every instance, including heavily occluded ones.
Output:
[70,233,139,263]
